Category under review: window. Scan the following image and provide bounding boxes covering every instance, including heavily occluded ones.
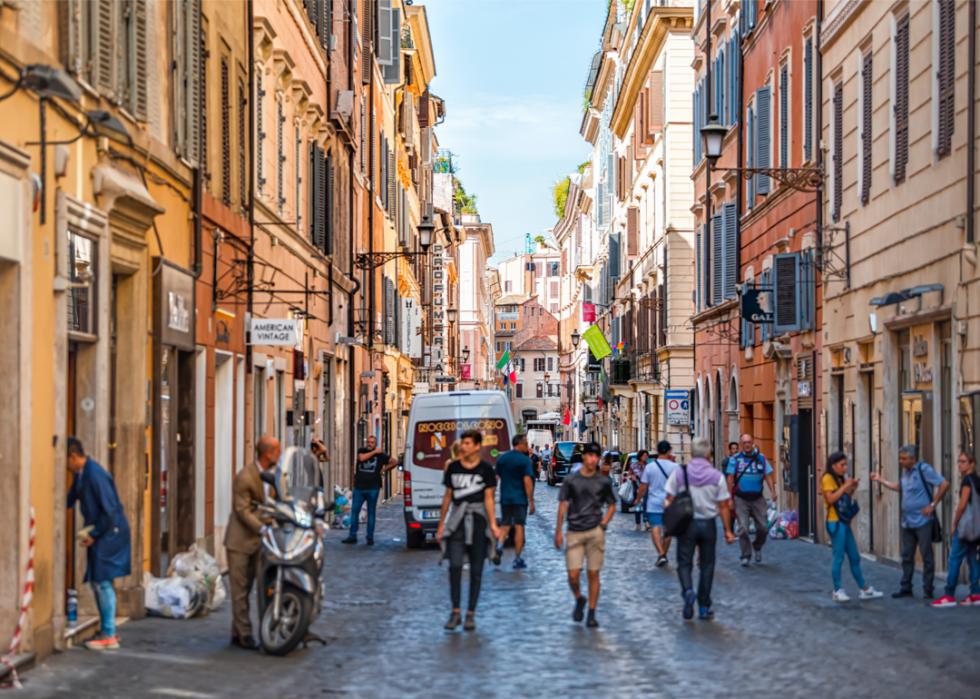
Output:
[221,58,231,205]
[549,261,560,277]
[779,62,789,170]
[859,52,872,205]
[504,281,512,292]
[536,383,543,399]
[803,33,815,162]
[516,383,524,398]
[832,80,843,221]
[935,0,955,158]
[534,358,546,372]
[547,357,554,372]
[67,231,97,336]
[892,12,910,183]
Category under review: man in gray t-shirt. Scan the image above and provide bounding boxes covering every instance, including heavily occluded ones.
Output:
[555,443,616,628]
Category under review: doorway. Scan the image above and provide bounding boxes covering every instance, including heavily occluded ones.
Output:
[796,408,816,539]
[863,370,875,551]
[214,352,234,544]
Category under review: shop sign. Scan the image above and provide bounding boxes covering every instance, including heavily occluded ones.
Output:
[156,259,195,350]
[435,375,456,384]
[741,289,773,324]
[250,318,300,346]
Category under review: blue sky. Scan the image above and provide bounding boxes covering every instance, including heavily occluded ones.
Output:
[423,0,607,264]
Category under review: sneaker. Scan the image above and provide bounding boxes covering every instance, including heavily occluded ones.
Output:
[740,556,751,567]
[754,550,763,564]
[682,589,696,620]
[492,545,503,566]
[858,586,883,600]
[573,596,587,622]
[931,595,958,608]
[698,606,714,620]
[512,557,527,570]
[586,610,599,628]
[463,613,477,632]
[84,635,120,651]
[832,589,851,603]
[341,537,356,545]
[444,612,462,630]
[961,593,980,606]
[655,555,668,568]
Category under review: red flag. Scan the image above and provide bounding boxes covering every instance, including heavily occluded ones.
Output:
[582,302,596,322]
[597,397,605,410]
[509,370,517,384]
[563,408,571,426]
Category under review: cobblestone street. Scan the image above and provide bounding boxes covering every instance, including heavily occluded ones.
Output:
[17,486,980,699]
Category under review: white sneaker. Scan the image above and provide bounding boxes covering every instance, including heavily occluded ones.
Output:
[859,586,883,600]
[832,589,851,603]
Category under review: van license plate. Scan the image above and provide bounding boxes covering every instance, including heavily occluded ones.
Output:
[421,510,441,520]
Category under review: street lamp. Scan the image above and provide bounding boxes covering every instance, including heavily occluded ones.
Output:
[446,307,458,324]
[571,329,581,349]
[462,345,470,363]
[354,219,434,269]
[700,116,728,163]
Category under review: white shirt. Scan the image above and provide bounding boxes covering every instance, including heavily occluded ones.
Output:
[640,458,678,513]
[665,468,730,519]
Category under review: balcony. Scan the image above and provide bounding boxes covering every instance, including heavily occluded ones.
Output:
[609,359,632,386]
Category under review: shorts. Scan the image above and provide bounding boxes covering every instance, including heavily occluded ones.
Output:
[500,504,528,526]
[565,527,606,572]
[645,512,664,528]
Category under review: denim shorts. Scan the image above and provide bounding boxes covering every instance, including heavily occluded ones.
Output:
[645,512,664,528]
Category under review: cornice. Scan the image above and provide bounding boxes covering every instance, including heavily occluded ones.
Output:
[821,0,866,50]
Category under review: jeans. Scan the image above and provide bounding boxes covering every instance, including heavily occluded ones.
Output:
[349,488,380,540]
[826,520,866,591]
[900,523,936,593]
[734,496,768,559]
[944,537,980,597]
[91,580,116,638]
[676,518,717,608]
[446,515,489,611]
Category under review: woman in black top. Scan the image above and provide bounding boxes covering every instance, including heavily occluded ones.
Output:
[436,429,500,631]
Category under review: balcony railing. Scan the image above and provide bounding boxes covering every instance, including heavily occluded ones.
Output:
[610,359,632,386]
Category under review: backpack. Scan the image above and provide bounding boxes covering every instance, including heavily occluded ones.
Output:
[663,465,694,537]
[733,453,763,500]
[956,477,980,543]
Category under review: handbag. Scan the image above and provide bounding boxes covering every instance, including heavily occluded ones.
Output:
[618,479,635,503]
[834,492,860,524]
[663,464,694,537]
[956,479,980,542]
[915,463,943,544]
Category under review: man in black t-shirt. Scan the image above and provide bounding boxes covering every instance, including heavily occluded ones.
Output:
[342,435,395,545]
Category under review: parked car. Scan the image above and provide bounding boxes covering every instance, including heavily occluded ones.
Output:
[547,441,587,486]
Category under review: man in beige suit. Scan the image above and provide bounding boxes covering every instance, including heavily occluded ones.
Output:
[225,435,280,649]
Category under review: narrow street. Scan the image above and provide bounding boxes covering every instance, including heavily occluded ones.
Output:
[16,484,980,699]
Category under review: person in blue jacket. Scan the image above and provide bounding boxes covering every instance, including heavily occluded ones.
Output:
[66,437,131,651]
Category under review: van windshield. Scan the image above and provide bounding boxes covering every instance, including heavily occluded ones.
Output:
[411,418,511,470]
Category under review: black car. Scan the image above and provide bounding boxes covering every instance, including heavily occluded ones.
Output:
[547,441,587,486]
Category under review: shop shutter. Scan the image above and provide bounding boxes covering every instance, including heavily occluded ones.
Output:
[804,37,813,161]
[382,9,401,85]
[627,206,639,256]
[377,0,393,65]
[711,213,722,305]
[894,13,910,182]
[94,0,116,96]
[695,227,702,310]
[772,252,801,334]
[936,0,955,158]
[833,81,843,221]
[723,202,738,299]
[755,86,771,194]
[221,58,231,205]
[861,53,872,205]
[779,64,788,170]
[326,152,334,254]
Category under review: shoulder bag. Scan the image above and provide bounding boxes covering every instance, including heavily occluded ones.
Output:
[956,478,980,542]
[663,464,694,537]
[915,463,943,544]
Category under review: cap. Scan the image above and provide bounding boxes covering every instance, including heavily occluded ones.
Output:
[582,442,602,456]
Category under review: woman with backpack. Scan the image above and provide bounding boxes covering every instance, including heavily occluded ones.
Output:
[821,451,883,603]
[932,451,980,608]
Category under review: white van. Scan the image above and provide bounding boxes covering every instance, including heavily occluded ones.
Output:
[403,390,515,548]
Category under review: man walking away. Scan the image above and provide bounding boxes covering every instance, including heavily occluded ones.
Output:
[635,440,679,568]
[872,445,949,599]
[342,435,396,545]
[631,450,650,530]
[224,435,279,650]
[66,438,131,651]
[495,434,536,569]
[726,433,777,566]
[664,439,735,620]
[933,451,980,607]
[530,447,542,482]
[555,443,616,628]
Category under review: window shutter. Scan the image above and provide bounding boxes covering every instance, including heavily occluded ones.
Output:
[861,53,872,205]
[181,0,203,166]
[360,0,373,50]
[609,232,621,279]
[321,0,332,49]
[385,277,396,345]
[221,59,231,205]
[755,86,771,194]
[894,13,910,182]
[627,206,639,256]
[936,0,955,158]
[277,97,285,211]
[695,227,702,310]
[238,81,247,208]
[94,0,116,96]
[658,282,667,347]
[701,223,710,307]
[779,64,788,169]
[295,129,303,234]
[133,0,149,119]
[387,149,396,216]
[310,143,326,250]
[748,0,756,30]
[693,87,700,163]
[326,152,334,254]
[833,81,843,221]
[377,0,393,64]
[723,202,738,298]
[59,0,83,76]
[382,8,401,84]
[747,105,755,208]
[800,249,815,330]
[711,213,723,305]
[772,253,801,334]
[804,37,813,161]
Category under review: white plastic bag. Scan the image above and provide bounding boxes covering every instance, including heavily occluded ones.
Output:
[618,480,635,503]
[144,572,208,619]
[166,544,225,611]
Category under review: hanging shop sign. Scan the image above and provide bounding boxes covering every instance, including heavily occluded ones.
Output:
[741,289,773,324]
[155,258,195,350]
[251,318,300,346]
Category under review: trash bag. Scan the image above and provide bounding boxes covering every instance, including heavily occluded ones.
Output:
[769,510,799,540]
[166,544,226,611]
[144,572,209,619]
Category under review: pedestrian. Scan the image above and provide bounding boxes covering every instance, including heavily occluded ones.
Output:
[224,435,279,650]
[631,450,650,530]
[436,430,501,631]
[932,451,980,608]
[871,444,950,599]
[530,446,542,481]
[725,433,778,566]
[310,438,331,463]
[541,443,553,473]
[664,439,736,620]
[820,451,883,602]
[720,441,739,472]
[600,453,614,478]
[342,435,396,546]
[554,442,617,628]
[65,437,132,651]
[495,434,536,569]
[634,440,679,568]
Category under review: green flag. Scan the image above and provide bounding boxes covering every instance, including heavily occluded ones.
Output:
[496,350,510,370]
[599,366,607,384]
[582,325,612,361]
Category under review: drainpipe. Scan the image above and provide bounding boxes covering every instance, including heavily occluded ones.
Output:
[967,0,976,245]
[813,0,825,542]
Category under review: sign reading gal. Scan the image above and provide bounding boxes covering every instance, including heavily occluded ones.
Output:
[250,318,300,346]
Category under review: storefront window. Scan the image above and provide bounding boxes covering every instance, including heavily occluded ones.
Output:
[67,230,97,336]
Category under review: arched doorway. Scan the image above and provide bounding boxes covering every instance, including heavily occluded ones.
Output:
[714,371,724,461]
[728,372,740,448]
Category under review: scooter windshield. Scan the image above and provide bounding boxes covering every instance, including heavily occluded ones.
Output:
[277,447,322,504]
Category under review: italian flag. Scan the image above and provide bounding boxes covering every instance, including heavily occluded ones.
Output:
[496,350,510,371]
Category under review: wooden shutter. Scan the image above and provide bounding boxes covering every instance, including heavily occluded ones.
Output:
[746,105,755,207]
[310,143,326,250]
[277,97,285,210]
[238,80,247,208]
[387,149,396,216]
[221,58,231,205]
[701,223,711,307]
[321,0,332,49]
[693,87,700,163]
[800,249,815,331]
[804,37,813,161]
[382,8,401,84]
[779,64,788,169]
[377,0,393,64]
[861,53,872,205]
[711,213,723,305]
[627,206,639,256]
[723,202,738,299]
[59,0,83,76]
[609,233,621,278]
[936,0,955,158]
[772,253,801,334]
[755,86,771,194]
[326,152,334,254]
[360,0,373,50]
[132,0,148,119]
[894,13,910,182]
[833,81,843,220]
[695,227,702,310]
[385,277,396,345]
[180,0,203,166]
[648,70,664,137]
[760,269,772,343]
[94,0,116,96]
[658,283,667,347]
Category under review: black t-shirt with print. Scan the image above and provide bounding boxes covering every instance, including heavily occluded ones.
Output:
[443,459,497,503]
[355,448,391,490]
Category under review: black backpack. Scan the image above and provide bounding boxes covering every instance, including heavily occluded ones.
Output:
[663,464,694,537]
